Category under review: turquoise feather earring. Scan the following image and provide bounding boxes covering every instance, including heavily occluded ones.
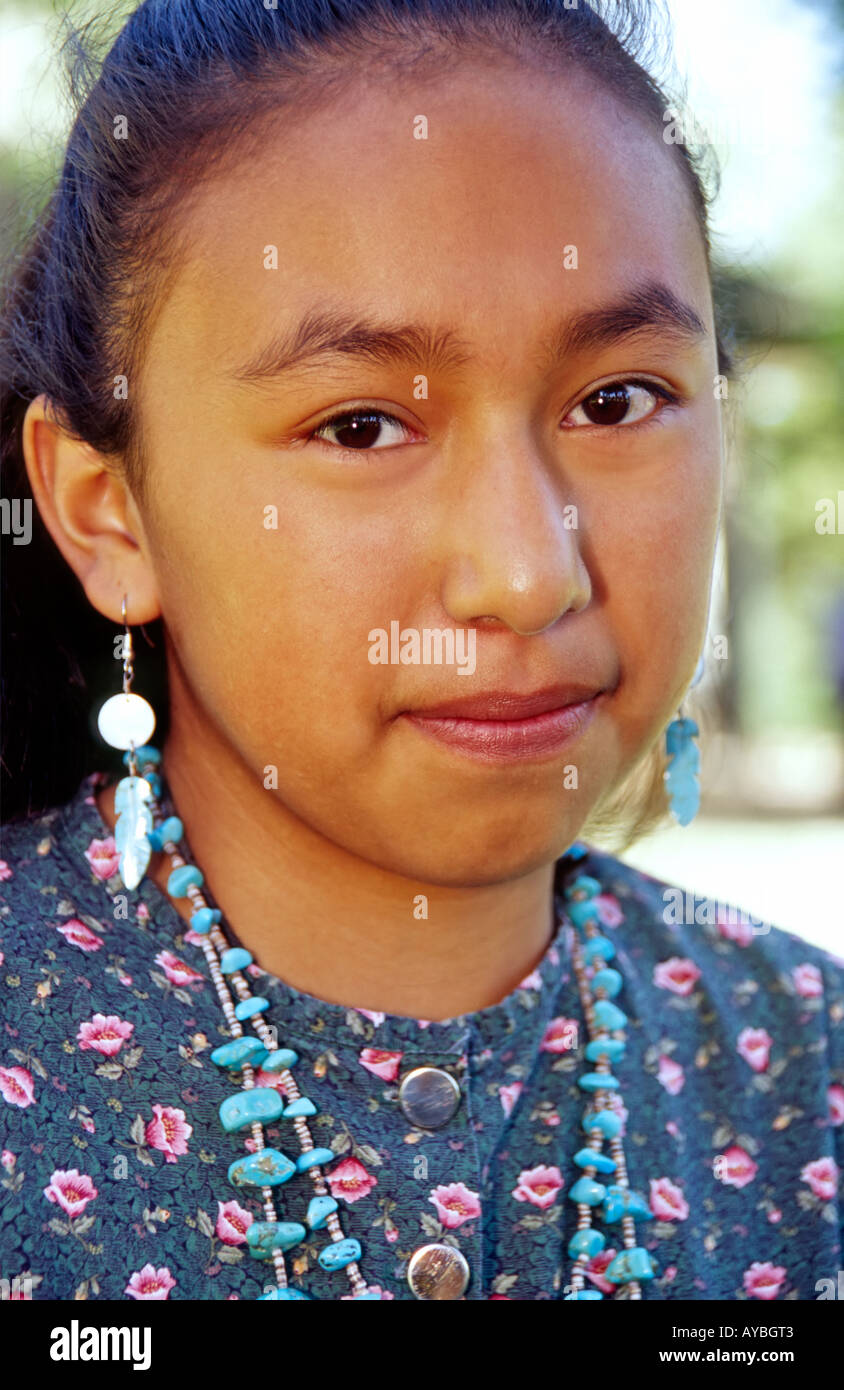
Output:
[95,595,159,890]
[664,654,705,827]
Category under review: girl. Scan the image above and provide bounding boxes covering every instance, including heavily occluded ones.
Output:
[0,0,841,1303]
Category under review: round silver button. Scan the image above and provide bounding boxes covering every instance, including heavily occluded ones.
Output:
[398,1066,461,1129]
[407,1243,471,1300]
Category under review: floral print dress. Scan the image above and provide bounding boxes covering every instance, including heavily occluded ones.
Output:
[1,772,842,1301]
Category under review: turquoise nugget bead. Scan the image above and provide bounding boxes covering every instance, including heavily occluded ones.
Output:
[585,1037,626,1063]
[167,864,204,897]
[284,1097,317,1117]
[590,968,623,998]
[220,948,253,974]
[123,745,161,766]
[190,907,221,934]
[246,1221,306,1259]
[601,1185,652,1223]
[296,1147,334,1172]
[565,874,602,900]
[147,816,183,852]
[568,899,601,928]
[261,1048,299,1072]
[318,1238,361,1272]
[567,1228,606,1258]
[352,1292,382,1300]
[219,1087,284,1133]
[234,996,270,1021]
[578,1071,620,1092]
[564,1290,604,1300]
[227,1148,295,1188]
[306,1195,338,1230]
[583,935,616,964]
[592,1000,627,1031]
[568,1176,606,1206]
[210,1037,268,1069]
[603,1247,656,1284]
[573,1147,617,1174]
[582,1108,622,1139]
[258,1288,310,1300]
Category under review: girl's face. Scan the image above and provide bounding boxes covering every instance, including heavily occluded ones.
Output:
[129,58,723,885]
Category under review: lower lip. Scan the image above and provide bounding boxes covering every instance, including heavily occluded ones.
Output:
[402,695,602,764]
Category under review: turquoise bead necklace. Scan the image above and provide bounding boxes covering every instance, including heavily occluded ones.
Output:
[120,743,657,1301]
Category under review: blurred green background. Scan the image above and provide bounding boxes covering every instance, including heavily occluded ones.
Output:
[1,0,842,946]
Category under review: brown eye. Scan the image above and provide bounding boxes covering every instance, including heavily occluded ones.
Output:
[312,408,410,453]
[582,384,632,425]
[565,380,669,429]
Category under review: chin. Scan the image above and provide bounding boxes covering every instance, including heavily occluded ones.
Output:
[376,817,585,889]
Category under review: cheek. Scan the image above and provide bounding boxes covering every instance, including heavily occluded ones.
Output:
[146,481,413,757]
[593,422,722,716]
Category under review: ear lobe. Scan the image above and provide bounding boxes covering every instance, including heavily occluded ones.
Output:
[21,394,161,626]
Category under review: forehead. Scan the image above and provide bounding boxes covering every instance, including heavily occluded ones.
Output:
[145,60,712,384]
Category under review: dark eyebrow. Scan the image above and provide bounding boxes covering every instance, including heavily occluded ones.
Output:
[230,281,708,385]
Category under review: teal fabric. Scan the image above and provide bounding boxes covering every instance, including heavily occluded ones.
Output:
[0,772,842,1301]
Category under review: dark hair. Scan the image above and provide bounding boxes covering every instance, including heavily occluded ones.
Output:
[1,0,731,824]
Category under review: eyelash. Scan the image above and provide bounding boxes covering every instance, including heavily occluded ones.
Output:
[306,378,682,459]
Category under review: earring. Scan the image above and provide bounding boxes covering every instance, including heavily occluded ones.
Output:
[96,595,158,889]
[664,654,705,827]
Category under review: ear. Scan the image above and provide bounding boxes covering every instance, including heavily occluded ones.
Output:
[22,395,160,626]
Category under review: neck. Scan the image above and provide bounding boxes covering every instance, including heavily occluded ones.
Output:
[97,708,558,1023]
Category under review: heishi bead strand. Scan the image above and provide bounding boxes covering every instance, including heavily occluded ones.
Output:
[561,867,656,1300]
[129,747,376,1301]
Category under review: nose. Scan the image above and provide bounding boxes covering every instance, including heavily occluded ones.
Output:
[438,427,592,637]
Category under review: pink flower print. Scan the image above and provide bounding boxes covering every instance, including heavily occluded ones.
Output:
[80,1114,96,1135]
[358,1048,403,1082]
[56,918,104,952]
[183,929,207,947]
[594,894,624,927]
[43,1168,98,1217]
[429,1181,482,1229]
[254,1068,288,1093]
[737,1027,773,1073]
[499,1082,523,1117]
[0,860,12,881]
[792,964,823,998]
[657,1055,685,1095]
[768,1209,782,1223]
[653,957,701,996]
[326,1156,378,1203]
[76,1013,134,1057]
[125,1264,177,1300]
[649,1177,689,1220]
[85,836,119,881]
[800,1157,839,1201]
[518,969,543,991]
[828,1083,844,1127]
[539,1016,578,1053]
[356,1008,386,1026]
[512,1164,564,1210]
[216,1199,253,1245]
[154,950,204,987]
[0,1065,35,1107]
[136,902,149,922]
[2,1149,16,1171]
[384,1226,399,1243]
[145,1104,193,1163]
[715,1145,758,1189]
[743,1262,786,1300]
[584,1246,619,1294]
[717,912,753,947]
